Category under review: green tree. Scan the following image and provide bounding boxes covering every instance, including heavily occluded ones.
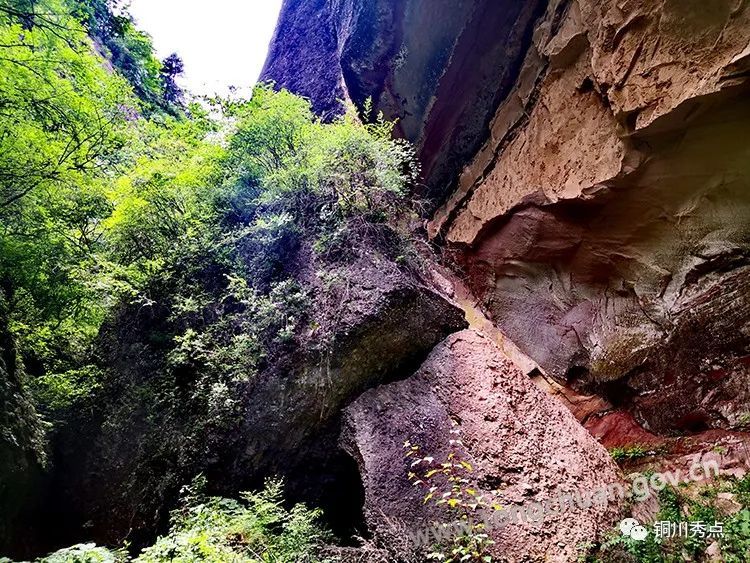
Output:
[0,0,136,382]
[71,0,176,113]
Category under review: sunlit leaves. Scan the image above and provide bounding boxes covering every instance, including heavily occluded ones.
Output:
[0,0,133,340]
[136,478,329,563]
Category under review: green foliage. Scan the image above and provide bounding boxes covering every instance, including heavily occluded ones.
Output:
[597,488,686,563]
[219,86,416,230]
[0,1,419,550]
[37,543,128,563]
[151,83,417,394]
[405,422,498,563]
[0,0,133,388]
[0,0,137,511]
[29,365,102,414]
[721,509,750,563]
[733,472,750,506]
[103,109,220,268]
[2,480,327,562]
[24,82,418,547]
[71,0,179,113]
[609,445,650,463]
[166,274,310,384]
[135,478,329,563]
[596,479,750,562]
[0,543,126,562]
[0,0,224,427]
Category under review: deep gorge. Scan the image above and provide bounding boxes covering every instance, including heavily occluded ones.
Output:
[2,0,750,561]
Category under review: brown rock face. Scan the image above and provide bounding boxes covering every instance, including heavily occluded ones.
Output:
[431,0,750,434]
[261,0,750,556]
[261,0,547,200]
[343,330,623,561]
[264,0,750,436]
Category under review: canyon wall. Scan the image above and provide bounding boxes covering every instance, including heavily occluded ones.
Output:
[434,0,750,437]
[264,0,750,436]
[7,0,749,559]
[262,0,750,553]
[261,0,547,202]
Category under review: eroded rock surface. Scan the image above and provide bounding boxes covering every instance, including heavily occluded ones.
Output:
[430,0,750,434]
[264,0,750,437]
[49,240,466,548]
[343,330,623,562]
[261,0,546,200]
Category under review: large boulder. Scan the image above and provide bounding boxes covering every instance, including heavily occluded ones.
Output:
[343,330,623,562]
[51,239,466,548]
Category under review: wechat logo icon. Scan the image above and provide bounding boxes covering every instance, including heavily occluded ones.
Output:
[620,518,648,541]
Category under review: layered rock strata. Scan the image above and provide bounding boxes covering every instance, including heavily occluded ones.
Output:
[431,0,750,434]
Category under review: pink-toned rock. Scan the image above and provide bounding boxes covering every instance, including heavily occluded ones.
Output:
[264,0,750,437]
[262,0,547,201]
[431,0,750,434]
[585,410,664,449]
[531,372,612,424]
[343,330,623,562]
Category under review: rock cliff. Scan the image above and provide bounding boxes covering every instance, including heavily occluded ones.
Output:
[264,0,750,435]
[434,0,750,437]
[262,0,750,556]
[0,299,45,552]
[9,0,748,559]
[48,235,466,549]
[261,0,547,201]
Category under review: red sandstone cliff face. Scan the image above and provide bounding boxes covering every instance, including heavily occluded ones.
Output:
[262,0,750,557]
[264,0,750,435]
[431,0,750,435]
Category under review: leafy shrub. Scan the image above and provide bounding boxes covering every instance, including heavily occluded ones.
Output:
[1,480,327,562]
[37,543,128,563]
[405,422,500,562]
[29,365,103,414]
[135,478,329,563]
[733,473,750,506]
[166,273,310,384]
[219,86,417,235]
[72,0,179,113]
[0,0,420,547]
[596,478,750,562]
[609,445,650,463]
